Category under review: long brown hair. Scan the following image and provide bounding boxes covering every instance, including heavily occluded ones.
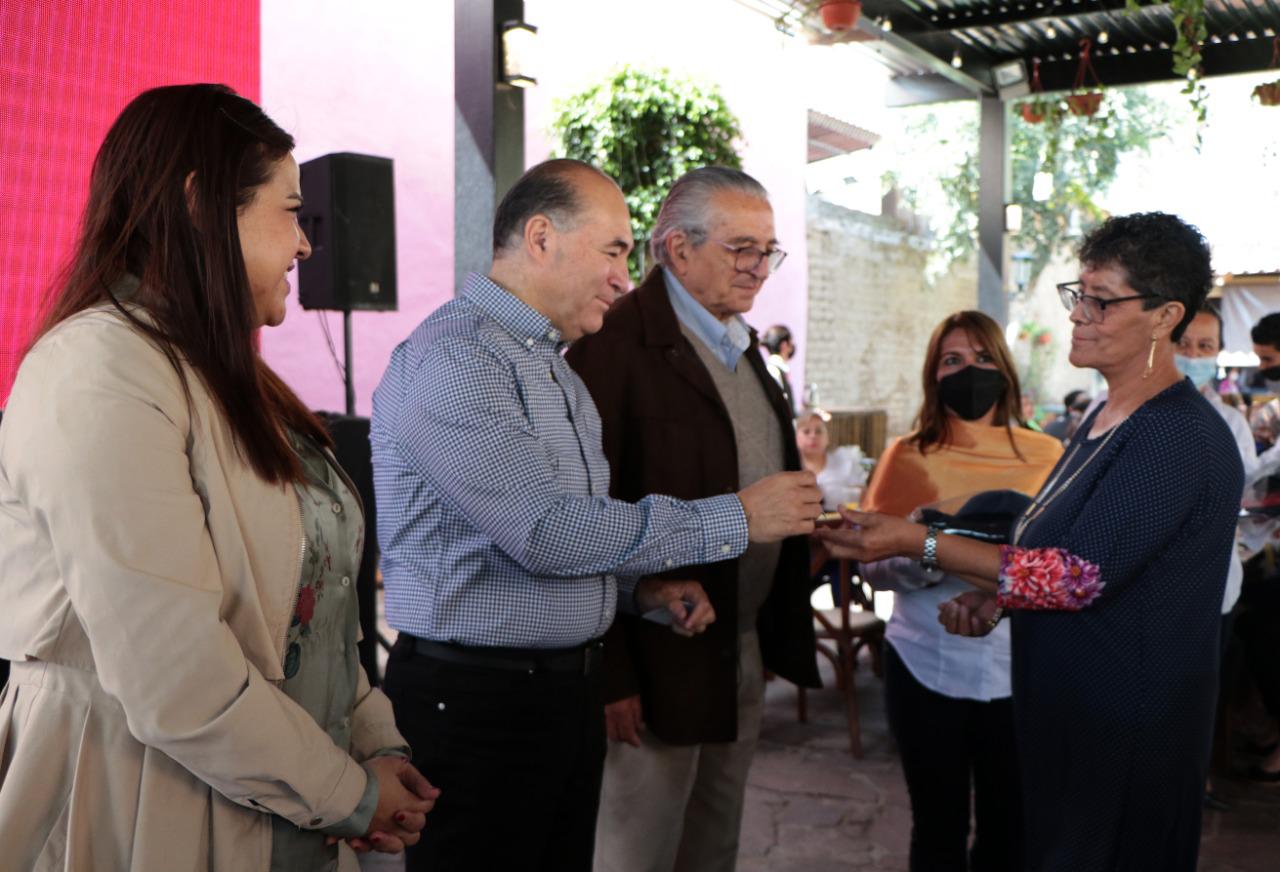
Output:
[905,310,1028,455]
[35,83,328,483]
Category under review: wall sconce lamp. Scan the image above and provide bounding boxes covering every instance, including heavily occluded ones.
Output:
[501,20,538,88]
[1010,251,1034,295]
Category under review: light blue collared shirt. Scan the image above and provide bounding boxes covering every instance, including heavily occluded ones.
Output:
[662,268,752,371]
[370,272,749,647]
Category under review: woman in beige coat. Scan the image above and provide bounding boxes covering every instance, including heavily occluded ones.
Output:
[0,84,436,871]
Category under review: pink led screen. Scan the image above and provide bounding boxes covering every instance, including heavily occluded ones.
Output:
[0,1,260,405]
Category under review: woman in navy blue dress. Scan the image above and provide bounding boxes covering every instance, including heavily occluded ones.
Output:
[820,213,1241,871]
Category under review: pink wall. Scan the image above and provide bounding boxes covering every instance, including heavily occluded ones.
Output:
[258,1,455,416]
[522,0,811,394]
[0,0,259,405]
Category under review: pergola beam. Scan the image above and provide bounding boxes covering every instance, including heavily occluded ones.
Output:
[890,0,1133,35]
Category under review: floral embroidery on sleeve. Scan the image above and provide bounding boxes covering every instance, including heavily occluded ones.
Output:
[997,545,1105,610]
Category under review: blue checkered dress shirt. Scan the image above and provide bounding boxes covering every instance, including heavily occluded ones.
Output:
[371,273,749,648]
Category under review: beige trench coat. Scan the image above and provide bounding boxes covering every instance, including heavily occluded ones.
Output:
[0,308,406,871]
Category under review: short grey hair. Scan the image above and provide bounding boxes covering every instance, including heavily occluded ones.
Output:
[649,167,769,268]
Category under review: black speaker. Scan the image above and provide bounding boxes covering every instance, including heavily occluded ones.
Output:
[297,152,397,312]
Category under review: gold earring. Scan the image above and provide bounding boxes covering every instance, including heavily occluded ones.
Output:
[1143,335,1157,379]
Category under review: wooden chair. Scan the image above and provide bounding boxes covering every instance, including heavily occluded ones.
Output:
[797,546,885,757]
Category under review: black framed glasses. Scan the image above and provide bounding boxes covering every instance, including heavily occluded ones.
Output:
[1057,281,1165,324]
[715,241,787,275]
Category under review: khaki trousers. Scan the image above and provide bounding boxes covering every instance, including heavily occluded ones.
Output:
[593,630,765,872]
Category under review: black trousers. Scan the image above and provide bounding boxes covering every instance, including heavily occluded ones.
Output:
[382,635,606,872]
[1235,575,1280,719]
[883,642,1022,872]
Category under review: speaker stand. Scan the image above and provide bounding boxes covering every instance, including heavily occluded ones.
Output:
[343,309,356,416]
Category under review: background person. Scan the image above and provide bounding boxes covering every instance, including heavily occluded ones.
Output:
[796,409,866,511]
[762,323,798,415]
[1174,302,1257,808]
[0,84,435,871]
[859,310,1062,872]
[819,213,1241,872]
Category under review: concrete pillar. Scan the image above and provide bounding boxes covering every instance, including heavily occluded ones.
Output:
[976,95,1009,325]
[453,0,525,290]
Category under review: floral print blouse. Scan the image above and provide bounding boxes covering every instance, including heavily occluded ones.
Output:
[996,545,1104,610]
[270,433,378,871]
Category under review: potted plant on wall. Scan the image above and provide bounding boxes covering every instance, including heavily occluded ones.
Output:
[1254,38,1280,106]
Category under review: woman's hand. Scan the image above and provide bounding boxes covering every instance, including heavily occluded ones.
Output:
[812,508,924,563]
[355,757,441,853]
[937,590,1001,637]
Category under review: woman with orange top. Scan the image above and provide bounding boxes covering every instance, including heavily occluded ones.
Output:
[859,311,1061,872]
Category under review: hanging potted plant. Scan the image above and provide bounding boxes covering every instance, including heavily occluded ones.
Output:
[1019,59,1055,124]
[1254,38,1280,106]
[1066,38,1105,117]
[818,1,862,31]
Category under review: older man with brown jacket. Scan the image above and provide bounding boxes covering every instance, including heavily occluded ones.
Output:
[566,167,820,872]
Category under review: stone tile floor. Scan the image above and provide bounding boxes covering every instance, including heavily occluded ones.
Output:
[363,643,1280,871]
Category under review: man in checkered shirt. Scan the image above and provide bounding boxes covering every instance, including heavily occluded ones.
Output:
[370,159,821,872]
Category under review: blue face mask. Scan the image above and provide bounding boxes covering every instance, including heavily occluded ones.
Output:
[1175,354,1218,389]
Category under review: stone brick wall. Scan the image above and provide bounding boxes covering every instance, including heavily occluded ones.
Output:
[804,195,979,440]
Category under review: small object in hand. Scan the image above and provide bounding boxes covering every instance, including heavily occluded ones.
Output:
[642,598,696,626]
[815,511,844,527]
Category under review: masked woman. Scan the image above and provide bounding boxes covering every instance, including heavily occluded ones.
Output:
[859,311,1061,872]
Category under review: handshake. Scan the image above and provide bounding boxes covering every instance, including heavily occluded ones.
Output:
[327,756,440,854]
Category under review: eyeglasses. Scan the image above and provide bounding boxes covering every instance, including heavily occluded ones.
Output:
[1056,281,1165,324]
[715,241,787,275]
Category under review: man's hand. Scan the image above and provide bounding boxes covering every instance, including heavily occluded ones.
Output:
[605,695,645,747]
[635,579,716,636]
[738,471,822,542]
[937,590,1001,637]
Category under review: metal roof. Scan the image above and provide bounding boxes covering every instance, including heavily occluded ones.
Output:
[807,109,882,160]
[764,0,1280,104]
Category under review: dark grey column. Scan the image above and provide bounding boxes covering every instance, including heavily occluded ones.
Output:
[976,95,1008,325]
[453,0,525,290]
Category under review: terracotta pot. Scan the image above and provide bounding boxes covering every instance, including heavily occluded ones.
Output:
[820,1,861,31]
[1021,101,1047,124]
[1254,81,1280,106]
[1066,92,1104,116]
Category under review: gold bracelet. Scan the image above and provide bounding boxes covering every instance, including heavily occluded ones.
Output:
[986,606,1005,629]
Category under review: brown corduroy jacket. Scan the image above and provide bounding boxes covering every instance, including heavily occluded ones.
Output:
[565,269,820,745]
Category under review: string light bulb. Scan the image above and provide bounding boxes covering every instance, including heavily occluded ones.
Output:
[1045,24,1057,39]
[1098,30,1109,44]
[952,52,963,68]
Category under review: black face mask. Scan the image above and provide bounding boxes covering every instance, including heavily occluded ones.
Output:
[938,366,1008,421]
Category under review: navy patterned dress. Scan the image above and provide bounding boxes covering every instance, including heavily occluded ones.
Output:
[1004,379,1242,871]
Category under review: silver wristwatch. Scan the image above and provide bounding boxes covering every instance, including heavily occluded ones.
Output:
[920,527,940,572]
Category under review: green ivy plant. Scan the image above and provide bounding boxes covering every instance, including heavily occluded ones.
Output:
[1127,0,1208,134]
[550,66,745,283]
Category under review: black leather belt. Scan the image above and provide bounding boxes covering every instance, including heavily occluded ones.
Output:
[405,635,604,676]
